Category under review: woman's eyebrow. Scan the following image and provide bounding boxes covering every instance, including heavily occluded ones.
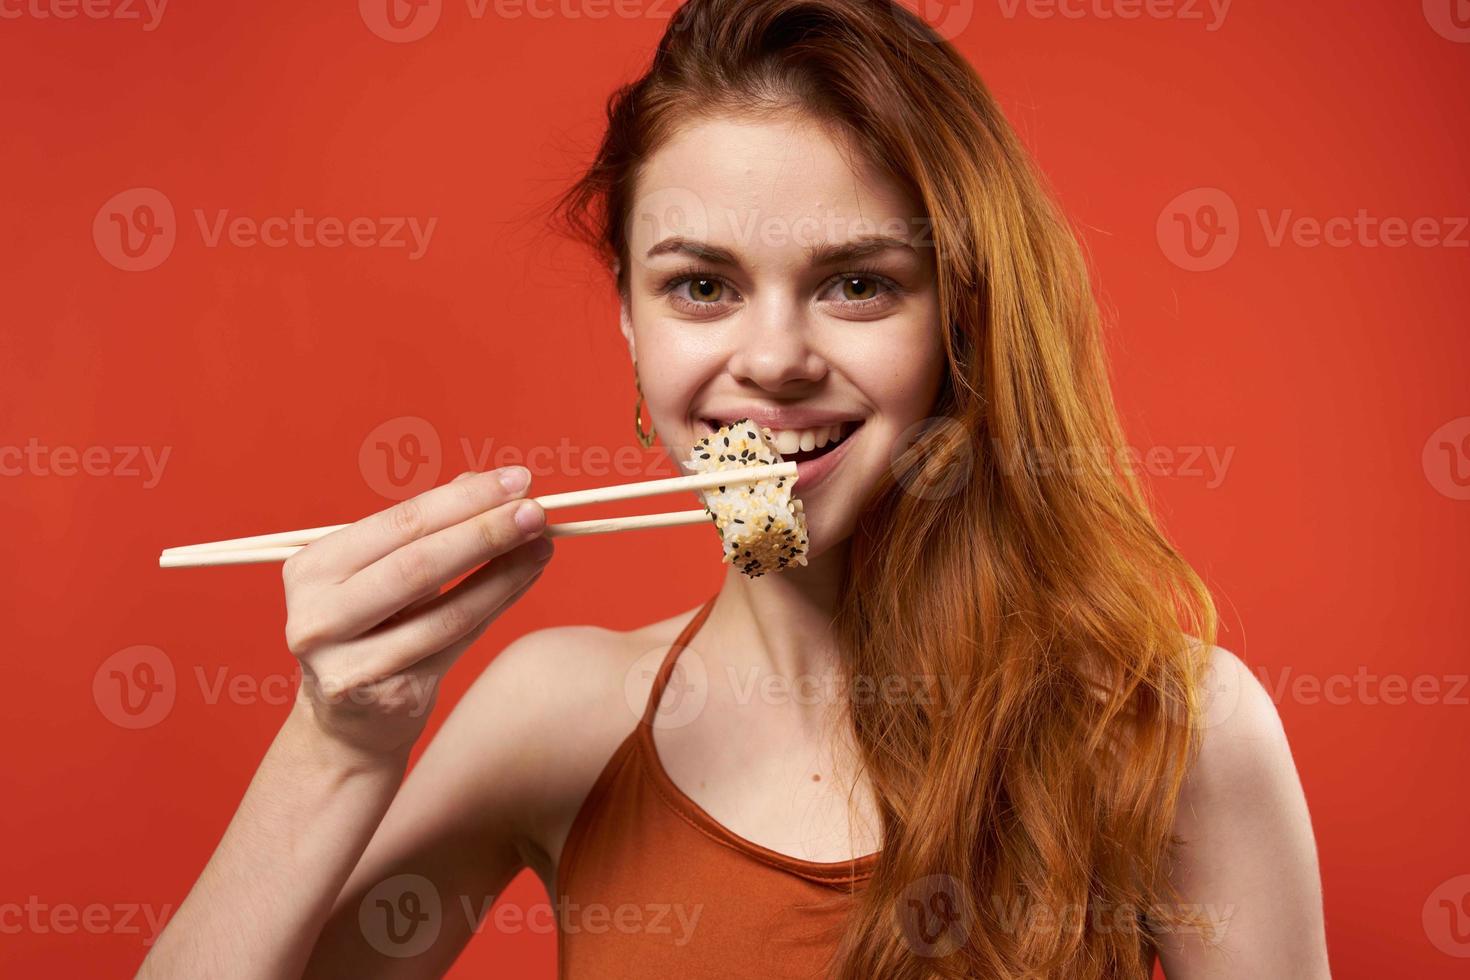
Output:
[807,235,916,266]
[644,234,916,266]
[644,237,740,264]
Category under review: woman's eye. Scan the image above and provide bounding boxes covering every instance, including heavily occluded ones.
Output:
[822,275,896,307]
[685,278,724,303]
[838,277,881,301]
[662,271,897,316]
[665,276,733,313]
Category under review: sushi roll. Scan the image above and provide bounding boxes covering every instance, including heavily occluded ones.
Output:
[687,418,809,578]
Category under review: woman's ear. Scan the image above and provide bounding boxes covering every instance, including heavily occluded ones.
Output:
[619,295,637,362]
[612,258,637,361]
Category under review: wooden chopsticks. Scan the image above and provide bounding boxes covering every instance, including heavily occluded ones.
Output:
[158,462,796,569]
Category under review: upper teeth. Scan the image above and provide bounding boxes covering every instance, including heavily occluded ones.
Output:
[766,426,840,456]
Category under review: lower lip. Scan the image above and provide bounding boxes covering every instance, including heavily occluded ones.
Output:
[792,427,860,493]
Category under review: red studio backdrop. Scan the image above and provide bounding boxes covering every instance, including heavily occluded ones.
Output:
[2,2,1467,976]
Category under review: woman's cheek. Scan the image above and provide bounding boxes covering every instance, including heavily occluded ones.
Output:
[632,321,722,452]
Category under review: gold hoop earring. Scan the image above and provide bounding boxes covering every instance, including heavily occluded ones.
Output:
[633,375,656,448]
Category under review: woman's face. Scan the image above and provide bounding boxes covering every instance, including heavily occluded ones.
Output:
[623,111,945,559]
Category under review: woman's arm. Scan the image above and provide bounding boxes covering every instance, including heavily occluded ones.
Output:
[300,622,646,977]
[1156,648,1332,979]
[137,704,412,978]
[139,468,555,978]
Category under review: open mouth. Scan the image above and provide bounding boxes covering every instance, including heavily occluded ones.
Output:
[700,418,863,466]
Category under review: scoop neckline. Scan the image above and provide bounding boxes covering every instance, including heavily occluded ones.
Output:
[635,602,881,884]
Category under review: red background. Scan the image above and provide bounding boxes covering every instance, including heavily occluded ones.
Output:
[3,1,1468,976]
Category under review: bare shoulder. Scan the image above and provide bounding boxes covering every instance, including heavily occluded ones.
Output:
[1160,646,1330,976]
[1184,645,1296,805]
[428,604,706,862]
[467,605,701,724]
[318,605,709,926]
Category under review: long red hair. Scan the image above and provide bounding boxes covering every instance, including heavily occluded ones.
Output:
[556,2,1217,976]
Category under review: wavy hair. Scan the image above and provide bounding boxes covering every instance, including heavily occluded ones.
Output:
[555,1,1218,975]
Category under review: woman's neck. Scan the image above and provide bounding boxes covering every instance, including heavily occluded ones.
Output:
[706,540,851,681]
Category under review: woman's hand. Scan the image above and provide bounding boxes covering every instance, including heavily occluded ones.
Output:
[141,466,554,979]
[282,466,552,758]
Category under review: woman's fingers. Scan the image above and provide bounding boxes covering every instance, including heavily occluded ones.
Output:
[300,467,534,581]
[331,571,534,723]
[319,493,547,639]
[399,559,548,682]
[334,539,553,682]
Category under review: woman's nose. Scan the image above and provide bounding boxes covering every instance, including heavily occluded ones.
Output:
[726,298,829,391]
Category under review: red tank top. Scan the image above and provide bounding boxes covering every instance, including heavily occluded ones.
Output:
[555,595,879,978]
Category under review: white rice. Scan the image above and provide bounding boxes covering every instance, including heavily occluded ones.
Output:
[686,418,809,577]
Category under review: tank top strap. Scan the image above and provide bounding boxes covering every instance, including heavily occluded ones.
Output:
[639,593,719,728]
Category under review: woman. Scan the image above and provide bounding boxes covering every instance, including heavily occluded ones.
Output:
[142,0,1329,976]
